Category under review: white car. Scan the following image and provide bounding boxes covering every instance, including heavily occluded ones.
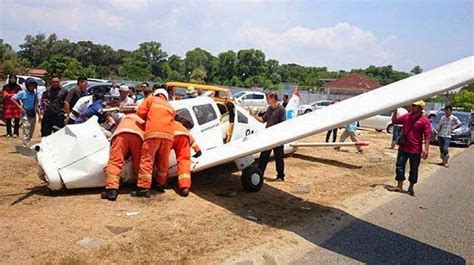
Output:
[6,75,47,97]
[233,91,268,114]
[298,100,332,115]
[358,112,394,133]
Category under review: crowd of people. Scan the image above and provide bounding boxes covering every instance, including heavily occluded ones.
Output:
[2,76,201,200]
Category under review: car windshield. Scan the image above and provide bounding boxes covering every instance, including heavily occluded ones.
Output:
[433,112,468,124]
[233,92,245,98]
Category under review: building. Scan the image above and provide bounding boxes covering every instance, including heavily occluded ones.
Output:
[323,74,381,99]
[27,69,47,77]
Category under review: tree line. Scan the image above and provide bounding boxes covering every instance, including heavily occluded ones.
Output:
[1,33,422,90]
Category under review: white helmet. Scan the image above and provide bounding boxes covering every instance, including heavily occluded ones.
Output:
[153,88,169,100]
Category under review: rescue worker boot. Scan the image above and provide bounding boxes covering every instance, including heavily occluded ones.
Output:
[178,187,189,197]
[131,188,151,198]
[101,189,118,201]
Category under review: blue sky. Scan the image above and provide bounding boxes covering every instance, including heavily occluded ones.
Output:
[1,0,472,71]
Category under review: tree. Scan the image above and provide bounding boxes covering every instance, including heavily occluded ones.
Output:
[451,90,474,111]
[215,50,237,83]
[119,59,150,80]
[237,49,267,81]
[134,41,168,66]
[410,65,423,75]
[184,48,215,82]
[19,33,59,66]
[40,55,85,79]
[189,67,207,84]
[0,39,14,61]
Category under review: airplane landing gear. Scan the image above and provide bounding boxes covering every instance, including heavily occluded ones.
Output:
[241,166,263,192]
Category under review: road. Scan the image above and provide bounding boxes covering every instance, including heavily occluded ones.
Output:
[293,147,473,264]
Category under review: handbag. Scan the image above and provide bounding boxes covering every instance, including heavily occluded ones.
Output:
[397,117,418,146]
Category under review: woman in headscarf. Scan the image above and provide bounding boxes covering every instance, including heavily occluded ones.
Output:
[2,74,22,137]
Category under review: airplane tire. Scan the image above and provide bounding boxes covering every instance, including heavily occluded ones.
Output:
[241,166,263,192]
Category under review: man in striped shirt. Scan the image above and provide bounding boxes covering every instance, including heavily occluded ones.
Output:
[437,105,462,167]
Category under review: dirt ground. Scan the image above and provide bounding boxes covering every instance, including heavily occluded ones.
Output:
[0,124,466,264]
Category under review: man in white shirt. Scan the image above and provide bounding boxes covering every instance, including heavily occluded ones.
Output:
[437,105,462,167]
[109,82,120,97]
[391,107,409,148]
[118,85,136,111]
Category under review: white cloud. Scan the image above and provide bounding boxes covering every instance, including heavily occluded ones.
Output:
[235,23,399,69]
[106,0,151,11]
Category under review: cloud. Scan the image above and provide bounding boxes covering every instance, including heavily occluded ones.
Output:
[234,22,399,69]
[105,0,151,11]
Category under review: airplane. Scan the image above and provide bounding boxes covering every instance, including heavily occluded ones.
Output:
[36,56,473,192]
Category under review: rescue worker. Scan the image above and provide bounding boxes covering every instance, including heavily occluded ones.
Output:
[157,116,202,197]
[132,88,175,197]
[101,114,145,201]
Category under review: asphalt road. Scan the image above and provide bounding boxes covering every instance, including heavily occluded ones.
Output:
[293,147,473,264]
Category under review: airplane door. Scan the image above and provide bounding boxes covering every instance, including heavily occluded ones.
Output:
[231,105,265,141]
[190,103,224,151]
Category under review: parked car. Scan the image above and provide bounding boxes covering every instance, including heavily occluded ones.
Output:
[430,111,473,147]
[358,111,394,133]
[233,91,268,114]
[86,83,114,96]
[298,100,332,115]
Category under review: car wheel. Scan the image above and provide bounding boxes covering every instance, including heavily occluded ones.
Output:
[304,109,312,114]
[241,166,263,192]
[375,129,383,132]
[386,124,394,134]
[464,135,471,148]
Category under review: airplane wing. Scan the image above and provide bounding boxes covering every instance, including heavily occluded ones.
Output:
[192,56,474,172]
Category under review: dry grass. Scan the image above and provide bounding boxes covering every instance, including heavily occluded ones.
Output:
[0,125,464,263]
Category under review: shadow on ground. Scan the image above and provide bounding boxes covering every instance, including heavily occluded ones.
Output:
[12,160,465,264]
[191,163,465,264]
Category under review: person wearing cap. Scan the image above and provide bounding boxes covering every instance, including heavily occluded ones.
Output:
[436,105,462,167]
[101,114,146,201]
[132,88,175,197]
[12,78,40,146]
[157,116,201,197]
[391,100,431,196]
[184,86,197,99]
[119,85,135,110]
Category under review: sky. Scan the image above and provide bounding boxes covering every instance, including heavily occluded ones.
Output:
[1,0,473,72]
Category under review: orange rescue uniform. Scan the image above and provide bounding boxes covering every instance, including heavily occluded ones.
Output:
[105,114,145,190]
[156,121,201,189]
[136,96,175,189]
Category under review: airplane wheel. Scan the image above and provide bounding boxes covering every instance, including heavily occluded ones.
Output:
[241,166,263,192]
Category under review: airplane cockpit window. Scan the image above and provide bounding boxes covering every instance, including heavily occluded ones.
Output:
[217,103,229,115]
[193,104,218,125]
[237,111,248,124]
[176,108,194,129]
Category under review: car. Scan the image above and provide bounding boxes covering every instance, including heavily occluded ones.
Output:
[358,112,394,133]
[166,82,234,104]
[233,91,268,114]
[430,111,473,147]
[6,75,47,96]
[298,100,332,115]
[86,83,114,96]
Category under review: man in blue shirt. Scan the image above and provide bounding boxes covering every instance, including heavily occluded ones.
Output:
[79,93,106,123]
[12,78,39,147]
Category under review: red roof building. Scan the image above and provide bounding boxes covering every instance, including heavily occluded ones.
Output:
[323,74,381,96]
[27,69,47,77]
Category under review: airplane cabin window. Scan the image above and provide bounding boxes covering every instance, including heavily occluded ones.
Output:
[193,104,218,125]
[176,108,194,129]
[237,111,248,124]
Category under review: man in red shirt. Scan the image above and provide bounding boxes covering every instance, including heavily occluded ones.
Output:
[391,100,431,196]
